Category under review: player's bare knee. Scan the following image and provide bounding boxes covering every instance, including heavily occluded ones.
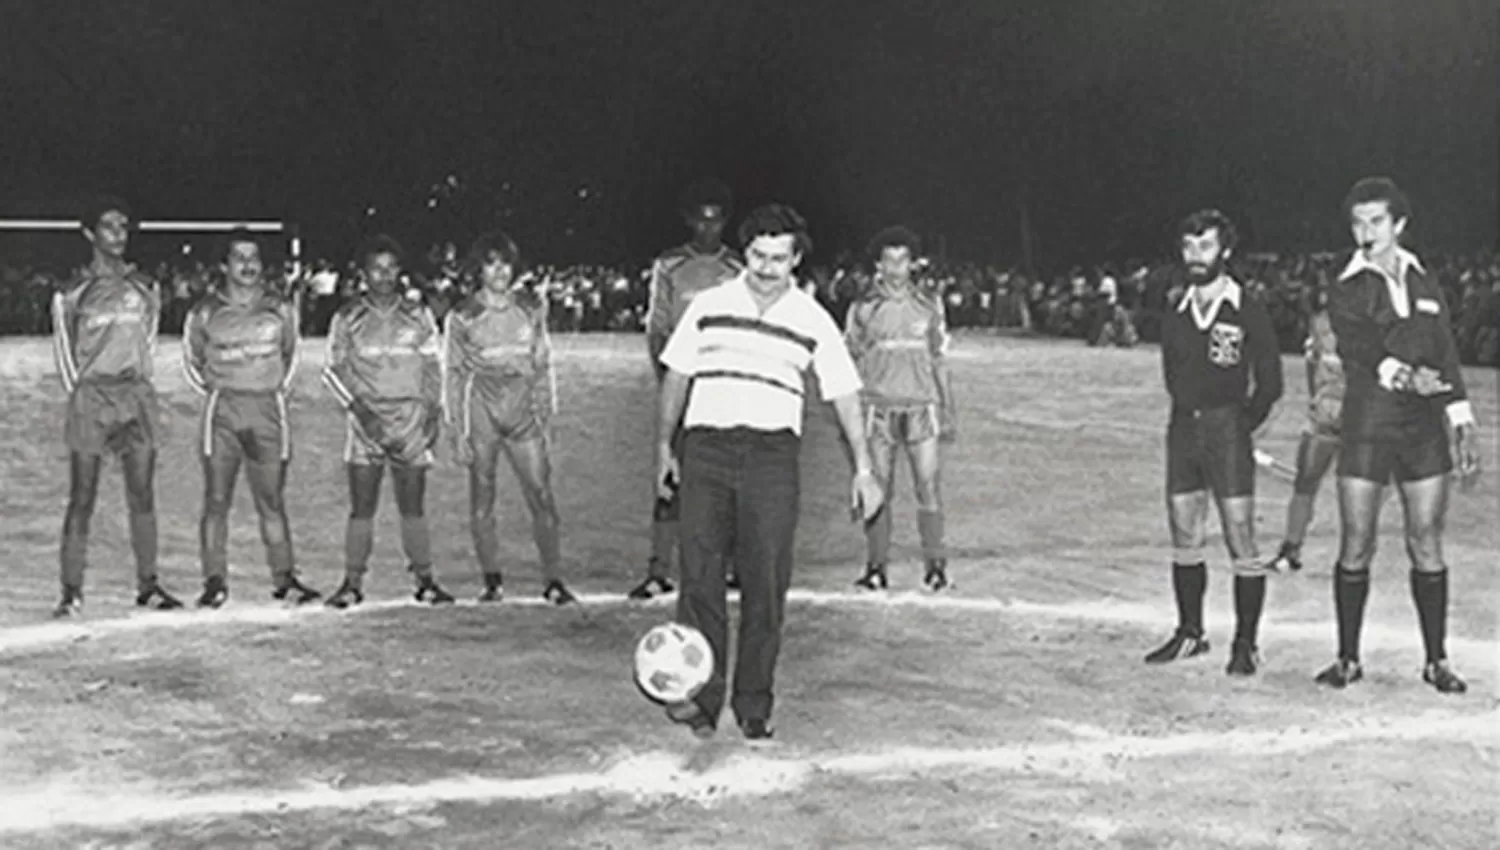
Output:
[1171,545,1205,566]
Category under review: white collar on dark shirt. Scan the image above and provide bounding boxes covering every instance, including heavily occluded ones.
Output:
[1338,247,1426,319]
[1177,275,1242,331]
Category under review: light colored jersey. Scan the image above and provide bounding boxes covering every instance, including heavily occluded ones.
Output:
[1305,310,1344,431]
[323,296,441,406]
[843,280,949,406]
[442,291,554,419]
[182,287,298,394]
[51,264,160,392]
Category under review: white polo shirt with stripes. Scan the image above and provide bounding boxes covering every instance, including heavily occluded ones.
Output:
[659,274,862,436]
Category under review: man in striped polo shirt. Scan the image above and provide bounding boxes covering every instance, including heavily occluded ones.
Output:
[655,204,885,740]
[50,196,185,617]
[629,178,745,600]
[183,229,321,607]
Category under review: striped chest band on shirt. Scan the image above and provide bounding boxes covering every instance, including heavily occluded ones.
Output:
[693,314,816,398]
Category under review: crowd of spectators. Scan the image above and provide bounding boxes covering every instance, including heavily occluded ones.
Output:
[3,245,1498,366]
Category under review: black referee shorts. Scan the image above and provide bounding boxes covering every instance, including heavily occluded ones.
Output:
[1166,405,1255,499]
[1338,431,1452,484]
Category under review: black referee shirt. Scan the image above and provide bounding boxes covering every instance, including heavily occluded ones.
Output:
[1160,276,1283,429]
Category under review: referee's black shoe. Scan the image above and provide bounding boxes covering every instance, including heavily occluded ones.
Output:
[923,558,949,591]
[740,718,774,741]
[1144,630,1210,664]
[1422,660,1467,695]
[1314,658,1364,689]
[197,577,229,609]
[136,580,184,611]
[666,701,716,739]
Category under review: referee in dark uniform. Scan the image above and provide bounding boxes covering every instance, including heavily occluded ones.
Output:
[1146,209,1284,676]
[654,204,884,740]
[1316,177,1480,694]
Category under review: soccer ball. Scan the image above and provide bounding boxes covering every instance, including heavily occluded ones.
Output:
[633,622,714,705]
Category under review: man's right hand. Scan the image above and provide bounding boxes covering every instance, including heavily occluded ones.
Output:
[656,449,680,502]
[1410,366,1453,397]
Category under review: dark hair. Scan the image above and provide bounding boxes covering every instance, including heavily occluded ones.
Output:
[464,229,522,277]
[1177,208,1239,254]
[1342,176,1411,222]
[865,225,922,263]
[737,203,812,256]
[219,227,266,263]
[357,233,405,267]
[81,195,132,232]
[679,178,734,219]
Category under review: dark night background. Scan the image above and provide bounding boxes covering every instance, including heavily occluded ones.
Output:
[1,0,1495,269]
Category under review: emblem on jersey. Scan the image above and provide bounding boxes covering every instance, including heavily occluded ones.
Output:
[122,291,142,310]
[259,322,281,342]
[910,320,927,337]
[1208,323,1243,367]
[515,324,533,343]
[397,329,420,346]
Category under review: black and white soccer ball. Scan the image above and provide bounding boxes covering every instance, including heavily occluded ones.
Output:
[633,622,713,705]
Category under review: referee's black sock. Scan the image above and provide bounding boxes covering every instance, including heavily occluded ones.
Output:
[1333,566,1371,662]
[1409,569,1449,664]
[1232,574,1267,645]
[1172,562,1207,637]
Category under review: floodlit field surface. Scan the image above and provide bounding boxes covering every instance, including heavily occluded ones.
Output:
[0,332,1495,850]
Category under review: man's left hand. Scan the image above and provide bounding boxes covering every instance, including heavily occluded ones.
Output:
[1411,367,1453,397]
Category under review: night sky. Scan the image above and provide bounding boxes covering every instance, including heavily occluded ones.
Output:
[2,0,1495,269]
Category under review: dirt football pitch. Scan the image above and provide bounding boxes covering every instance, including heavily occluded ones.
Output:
[0,332,1494,850]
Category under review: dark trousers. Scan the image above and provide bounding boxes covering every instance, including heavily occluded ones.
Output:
[676,426,800,725]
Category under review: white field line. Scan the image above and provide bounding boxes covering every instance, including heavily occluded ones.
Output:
[0,708,1493,834]
[2,589,1496,671]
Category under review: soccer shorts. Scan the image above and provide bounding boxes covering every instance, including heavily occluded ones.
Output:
[345,398,434,467]
[866,403,940,448]
[1166,405,1255,498]
[1338,432,1451,484]
[65,378,158,457]
[201,389,291,462]
[461,376,545,449]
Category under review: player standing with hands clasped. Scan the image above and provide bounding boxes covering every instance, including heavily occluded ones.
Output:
[443,230,577,606]
[1315,177,1480,694]
[51,196,185,617]
[1146,209,1284,676]
[844,226,956,591]
[183,229,321,607]
[321,235,453,608]
[654,204,884,740]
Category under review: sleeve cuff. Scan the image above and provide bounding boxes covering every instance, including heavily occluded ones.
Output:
[1376,357,1408,391]
[1446,400,1476,429]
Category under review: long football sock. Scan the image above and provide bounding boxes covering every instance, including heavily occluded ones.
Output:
[1334,566,1371,662]
[128,511,159,587]
[1410,569,1449,664]
[1172,562,1207,636]
[399,516,432,570]
[472,514,502,577]
[533,512,562,583]
[865,506,893,565]
[917,509,946,561]
[344,518,375,579]
[1233,575,1267,645]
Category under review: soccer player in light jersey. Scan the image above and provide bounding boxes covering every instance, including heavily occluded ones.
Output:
[628,178,746,600]
[1148,209,1283,677]
[1268,284,1344,573]
[322,235,452,608]
[50,196,185,617]
[182,229,321,607]
[1316,177,1480,694]
[844,226,956,591]
[444,230,576,605]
